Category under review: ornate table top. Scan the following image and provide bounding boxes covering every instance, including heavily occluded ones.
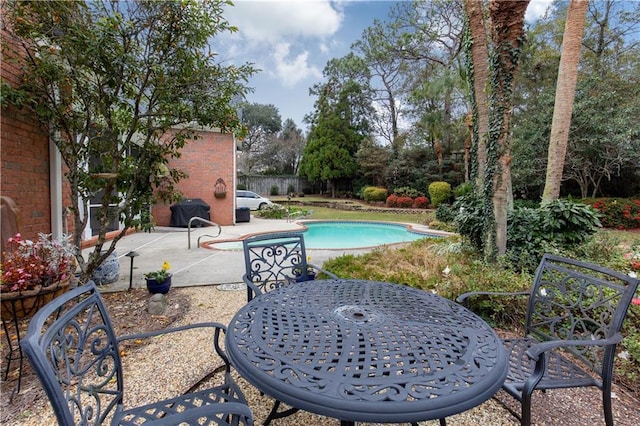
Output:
[226,279,507,423]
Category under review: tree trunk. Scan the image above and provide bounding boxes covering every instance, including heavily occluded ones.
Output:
[485,0,529,259]
[463,0,491,187]
[542,0,588,202]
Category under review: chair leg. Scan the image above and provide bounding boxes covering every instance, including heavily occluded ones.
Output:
[521,392,532,426]
[602,388,614,426]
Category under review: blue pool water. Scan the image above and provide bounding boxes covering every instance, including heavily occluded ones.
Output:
[210,221,438,250]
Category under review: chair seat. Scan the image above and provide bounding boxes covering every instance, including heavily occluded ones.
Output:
[503,337,601,394]
[118,382,247,425]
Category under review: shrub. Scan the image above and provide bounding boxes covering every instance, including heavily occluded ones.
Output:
[452,193,485,250]
[428,181,452,207]
[540,198,601,245]
[237,183,247,190]
[453,182,473,197]
[505,199,603,272]
[396,196,413,208]
[255,203,287,219]
[435,203,456,223]
[287,184,295,195]
[386,194,398,207]
[585,198,640,230]
[363,186,388,202]
[393,186,423,198]
[413,196,429,209]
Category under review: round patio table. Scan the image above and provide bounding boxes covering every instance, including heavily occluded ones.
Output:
[226,279,507,425]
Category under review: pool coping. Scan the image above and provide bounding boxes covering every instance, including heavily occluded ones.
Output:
[201,219,454,251]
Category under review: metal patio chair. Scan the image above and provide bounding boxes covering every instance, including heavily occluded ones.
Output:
[241,231,339,424]
[20,281,254,425]
[242,231,338,302]
[457,253,639,426]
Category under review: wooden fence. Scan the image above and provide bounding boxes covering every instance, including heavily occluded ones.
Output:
[237,175,313,196]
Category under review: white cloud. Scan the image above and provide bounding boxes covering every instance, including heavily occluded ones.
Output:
[526,0,554,23]
[225,0,343,44]
[272,42,322,86]
[222,1,342,89]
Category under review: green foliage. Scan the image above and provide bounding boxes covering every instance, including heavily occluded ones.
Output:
[452,193,485,250]
[505,199,602,271]
[287,184,296,195]
[428,181,452,207]
[362,186,388,202]
[435,203,456,223]
[238,103,283,174]
[270,185,279,196]
[301,54,374,191]
[540,198,601,244]
[237,183,247,190]
[2,0,255,281]
[392,187,423,198]
[619,306,640,389]
[453,182,473,197]
[255,203,287,219]
[585,198,640,230]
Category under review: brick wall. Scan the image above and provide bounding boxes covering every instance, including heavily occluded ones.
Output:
[1,27,53,243]
[151,130,236,227]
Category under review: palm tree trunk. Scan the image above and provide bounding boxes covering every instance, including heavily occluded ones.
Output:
[542,0,589,202]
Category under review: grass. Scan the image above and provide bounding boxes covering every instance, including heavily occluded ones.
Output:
[272,196,436,224]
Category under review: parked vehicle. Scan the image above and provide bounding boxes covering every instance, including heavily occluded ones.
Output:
[236,190,273,210]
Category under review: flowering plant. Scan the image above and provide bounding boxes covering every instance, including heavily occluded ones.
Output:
[0,233,76,293]
[145,261,171,282]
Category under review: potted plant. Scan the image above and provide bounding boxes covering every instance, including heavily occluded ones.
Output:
[145,261,172,294]
[0,233,76,320]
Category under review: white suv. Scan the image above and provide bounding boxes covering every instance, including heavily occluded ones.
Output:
[236,190,273,210]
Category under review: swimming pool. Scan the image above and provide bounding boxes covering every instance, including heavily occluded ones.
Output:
[208,221,441,250]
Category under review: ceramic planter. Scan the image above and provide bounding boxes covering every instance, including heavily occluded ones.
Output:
[146,275,172,294]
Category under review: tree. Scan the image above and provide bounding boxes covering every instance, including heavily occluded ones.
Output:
[510,0,640,199]
[238,103,282,173]
[390,0,467,158]
[352,19,406,154]
[300,82,365,197]
[302,54,375,196]
[258,118,306,175]
[463,0,491,187]
[1,0,255,281]
[462,0,529,260]
[356,137,392,187]
[542,0,589,202]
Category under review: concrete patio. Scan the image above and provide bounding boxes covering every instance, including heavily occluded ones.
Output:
[90,216,372,293]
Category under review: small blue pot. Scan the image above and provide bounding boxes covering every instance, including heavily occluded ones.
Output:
[146,275,172,294]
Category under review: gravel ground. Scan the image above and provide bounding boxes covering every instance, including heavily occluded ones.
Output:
[2,285,639,425]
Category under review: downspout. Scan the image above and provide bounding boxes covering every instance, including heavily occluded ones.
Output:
[49,139,63,239]
[233,131,238,225]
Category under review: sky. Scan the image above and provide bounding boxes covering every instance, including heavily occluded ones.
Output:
[219,0,553,133]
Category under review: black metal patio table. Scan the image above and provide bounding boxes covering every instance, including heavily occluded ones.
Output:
[226,279,508,425]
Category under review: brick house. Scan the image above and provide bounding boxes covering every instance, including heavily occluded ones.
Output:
[1,31,238,248]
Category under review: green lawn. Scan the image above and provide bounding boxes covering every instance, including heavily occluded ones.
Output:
[271,197,435,224]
